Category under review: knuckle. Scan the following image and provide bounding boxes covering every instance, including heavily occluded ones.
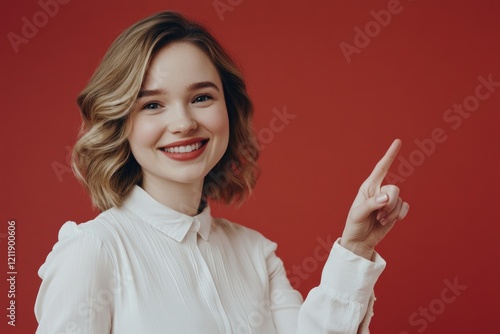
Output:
[382,184,399,193]
[390,185,400,193]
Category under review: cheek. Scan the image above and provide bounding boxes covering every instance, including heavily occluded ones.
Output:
[205,106,230,139]
[128,117,162,152]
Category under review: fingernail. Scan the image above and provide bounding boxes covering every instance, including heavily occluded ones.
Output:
[380,218,388,225]
[376,194,388,203]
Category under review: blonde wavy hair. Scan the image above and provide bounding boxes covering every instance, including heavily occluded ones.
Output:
[72,11,259,211]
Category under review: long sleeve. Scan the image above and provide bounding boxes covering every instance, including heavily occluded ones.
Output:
[35,221,114,334]
[268,238,386,334]
[34,190,388,333]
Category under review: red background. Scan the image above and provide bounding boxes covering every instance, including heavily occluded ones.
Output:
[1,0,499,333]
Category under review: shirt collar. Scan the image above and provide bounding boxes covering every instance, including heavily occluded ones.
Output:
[121,185,212,242]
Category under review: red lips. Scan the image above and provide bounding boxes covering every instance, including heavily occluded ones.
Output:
[159,138,208,161]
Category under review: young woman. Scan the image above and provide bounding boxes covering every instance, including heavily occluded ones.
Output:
[35,11,409,334]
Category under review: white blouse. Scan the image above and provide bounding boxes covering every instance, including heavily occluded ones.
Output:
[35,185,386,333]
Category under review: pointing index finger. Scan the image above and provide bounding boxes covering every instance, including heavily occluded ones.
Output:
[367,139,402,185]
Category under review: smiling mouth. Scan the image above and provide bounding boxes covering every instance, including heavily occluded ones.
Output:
[160,139,208,153]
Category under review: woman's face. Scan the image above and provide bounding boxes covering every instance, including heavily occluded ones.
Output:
[127,42,229,191]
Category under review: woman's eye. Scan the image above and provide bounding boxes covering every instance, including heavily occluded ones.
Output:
[192,95,212,103]
[143,102,161,110]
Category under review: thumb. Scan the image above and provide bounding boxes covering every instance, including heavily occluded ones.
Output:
[350,193,389,222]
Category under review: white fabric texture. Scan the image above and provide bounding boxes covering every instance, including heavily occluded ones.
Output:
[35,185,386,333]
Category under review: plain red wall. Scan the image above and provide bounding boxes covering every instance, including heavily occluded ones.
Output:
[1,0,499,333]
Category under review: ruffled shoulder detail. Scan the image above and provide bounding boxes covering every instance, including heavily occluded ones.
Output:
[38,220,111,279]
[57,221,80,240]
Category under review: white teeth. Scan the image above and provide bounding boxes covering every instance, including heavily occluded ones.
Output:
[164,142,202,153]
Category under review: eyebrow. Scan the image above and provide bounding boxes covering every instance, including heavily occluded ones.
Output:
[137,89,167,98]
[188,81,219,92]
[137,81,219,98]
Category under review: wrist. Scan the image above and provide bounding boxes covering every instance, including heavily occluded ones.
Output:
[339,239,375,260]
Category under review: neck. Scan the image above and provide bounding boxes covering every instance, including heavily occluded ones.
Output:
[141,176,204,216]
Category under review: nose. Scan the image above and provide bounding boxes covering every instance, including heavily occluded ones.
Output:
[167,103,198,134]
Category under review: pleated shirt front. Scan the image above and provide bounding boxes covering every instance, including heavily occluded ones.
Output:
[35,185,385,334]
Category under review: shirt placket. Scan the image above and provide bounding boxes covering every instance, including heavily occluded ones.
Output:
[188,218,232,333]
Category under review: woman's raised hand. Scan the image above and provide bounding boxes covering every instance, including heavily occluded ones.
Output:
[340,139,410,260]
